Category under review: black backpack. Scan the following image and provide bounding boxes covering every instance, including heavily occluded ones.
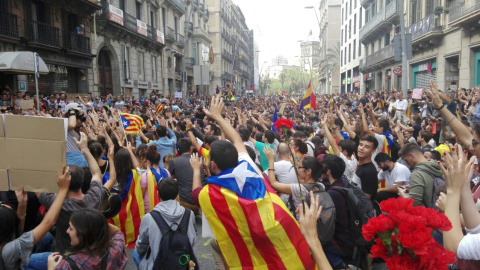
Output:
[150,209,199,270]
[289,183,336,244]
[330,184,376,247]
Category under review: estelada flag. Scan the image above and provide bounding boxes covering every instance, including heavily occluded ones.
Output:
[209,47,214,64]
[156,103,164,114]
[199,160,316,269]
[104,170,159,248]
[120,112,144,134]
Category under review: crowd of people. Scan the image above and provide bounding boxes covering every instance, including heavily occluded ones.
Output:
[1,79,480,269]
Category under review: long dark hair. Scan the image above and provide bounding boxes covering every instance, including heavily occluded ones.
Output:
[67,209,109,256]
[145,144,160,165]
[114,148,133,189]
[0,203,18,247]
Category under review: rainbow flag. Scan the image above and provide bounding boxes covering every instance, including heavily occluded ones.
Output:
[199,160,316,269]
[155,103,164,114]
[298,80,316,111]
[108,170,159,248]
[120,112,144,134]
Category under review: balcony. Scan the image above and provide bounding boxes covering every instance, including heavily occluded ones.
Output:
[409,14,444,49]
[233,65,242,73]
[64,31,91,54]
[186,22,193,35]
[26,20,60,48]
[0,11,19,39]
[359,44,396,73]
[185,57,194,68]
[123,13,137,33]
[360,0,399,45]
[165,0,186,14]
[205,9,209,20]
[361,0,373,8]
[176,33,185,47]
[192,0,198,8]
[166,27,176,42]
[449,0,480,28]
[192,27,210,42]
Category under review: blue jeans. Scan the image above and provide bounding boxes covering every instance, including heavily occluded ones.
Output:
[132,249,142,268]
[25,252,52,270]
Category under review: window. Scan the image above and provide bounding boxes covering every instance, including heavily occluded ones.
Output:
[354,0,357,8]
[174,16,178,35]
[193,42,197,65]
[365,9,369,23]
[349,20,351,38]
[162,8,166,33]
[122,46,130,80]
[349,0,352,14]
[354,14,356,34]
[341,50,343,67]
[341,29,343,44]
[119,0,125,11]
[150,10,155,28]
[346,3,348,18]
[342,8,344,22]
[344,50,347,65]
[353,40,356,60]
[359,42,361,57]
[152,56,157,82]
[359,8,362,28]
[348,44,351,62]
[136,2,142,20]
[138,52,144,80]
[384,33,390,46]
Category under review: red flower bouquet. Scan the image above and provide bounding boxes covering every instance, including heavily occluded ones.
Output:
[273,119,294,130]
[362,197,456,269]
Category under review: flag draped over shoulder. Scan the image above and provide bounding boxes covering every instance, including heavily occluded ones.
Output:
[120,113,144,134]
[406,103,411,118]
[298,80,316,111]
[199,160,316,269]
[104,170,158,248]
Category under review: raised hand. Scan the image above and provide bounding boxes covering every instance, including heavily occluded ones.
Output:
[263,146,275,162]
[57,166,71,190]
[74,132,89,152]
[203,95,225,120]
[439,144,469,192]
[189,152,204,171]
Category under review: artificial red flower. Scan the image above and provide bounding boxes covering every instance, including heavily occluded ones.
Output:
[407,206,453,231]
[380,197,414,214]
[385,253,418,270]
[362,215,395,241]
[273,119,294,130]
[397,222,434,255]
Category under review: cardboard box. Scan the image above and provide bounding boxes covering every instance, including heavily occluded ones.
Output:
[0,114,4,136]
[9,170,58,193]
[2,115,67,192]
[0,137,6,170]
[0,169,8,190]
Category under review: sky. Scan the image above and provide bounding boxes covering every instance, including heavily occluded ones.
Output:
[234,0,320,70]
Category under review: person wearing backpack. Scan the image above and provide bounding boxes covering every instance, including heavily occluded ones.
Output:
[398,142,444,208]
[133,178,198,270]
[321,155,356,270]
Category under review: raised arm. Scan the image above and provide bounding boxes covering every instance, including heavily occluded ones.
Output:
[104,146,117,191]
[33,166,70,244]
[190,153,204,192]
[322,116,340,156]
[425,80,472,150]
[264,147,292,195]
[203,96,247,153]
[360,104,374,135]
[127,142,140,169]
[339,105,356,139]
[75,132,102,181]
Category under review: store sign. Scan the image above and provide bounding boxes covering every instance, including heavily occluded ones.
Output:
[46,64,67,74]
[108,4,124,26]
[156,30,165,44]
[417,62,433,72]
[137,19,147,36]
[354,82,360,87]
[393,65,402,75]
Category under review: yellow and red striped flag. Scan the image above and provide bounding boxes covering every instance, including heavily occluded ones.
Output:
[156,103,164,114]
[108,170,159,247]
[199,160,316,269]
[120,112,144,134]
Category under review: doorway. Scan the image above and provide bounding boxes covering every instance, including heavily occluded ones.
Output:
[98,48,113,96]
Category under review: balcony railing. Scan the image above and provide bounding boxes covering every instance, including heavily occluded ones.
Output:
[206,9,209,19]
[360,0,399,43]
[409,14,444,42]
[26,20,60,47]
[166,27,176,42]
[165,0,186,13]
[361,44,395,72]
[123,13,137,33]
[64,31,91,54]
[185,57,194,67]
[224,71,233,80]
[176,33,185,47]
[193,27,210,41]
[449,0,480,23]
[0,12,19,38]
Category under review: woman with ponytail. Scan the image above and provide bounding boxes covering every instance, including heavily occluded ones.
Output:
[140,145,171,213]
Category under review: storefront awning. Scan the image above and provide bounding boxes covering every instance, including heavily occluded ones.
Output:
[0,51,49,75]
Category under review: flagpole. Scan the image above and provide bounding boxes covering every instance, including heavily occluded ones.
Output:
[118,111,128,146]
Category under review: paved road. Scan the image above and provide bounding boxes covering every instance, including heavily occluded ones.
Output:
[124,215,216,269]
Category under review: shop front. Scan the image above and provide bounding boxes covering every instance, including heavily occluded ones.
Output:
[412,60,437,89]
[364,73,375,92]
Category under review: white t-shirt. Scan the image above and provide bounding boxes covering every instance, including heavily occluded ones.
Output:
[305,141,315,157]
[340,153,358,181]
[377,162,411,187]
[266,160,297,184]
[394,99,408,115]
[372,133,386,169]
[457,224,480,260]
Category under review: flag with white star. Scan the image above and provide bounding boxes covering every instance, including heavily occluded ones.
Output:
[207,160,266,200]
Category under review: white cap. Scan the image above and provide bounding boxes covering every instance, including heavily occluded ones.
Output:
[65,103,82,112]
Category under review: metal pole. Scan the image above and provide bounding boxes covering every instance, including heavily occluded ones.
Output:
[399,0,408,97]
[34,52,40,113]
